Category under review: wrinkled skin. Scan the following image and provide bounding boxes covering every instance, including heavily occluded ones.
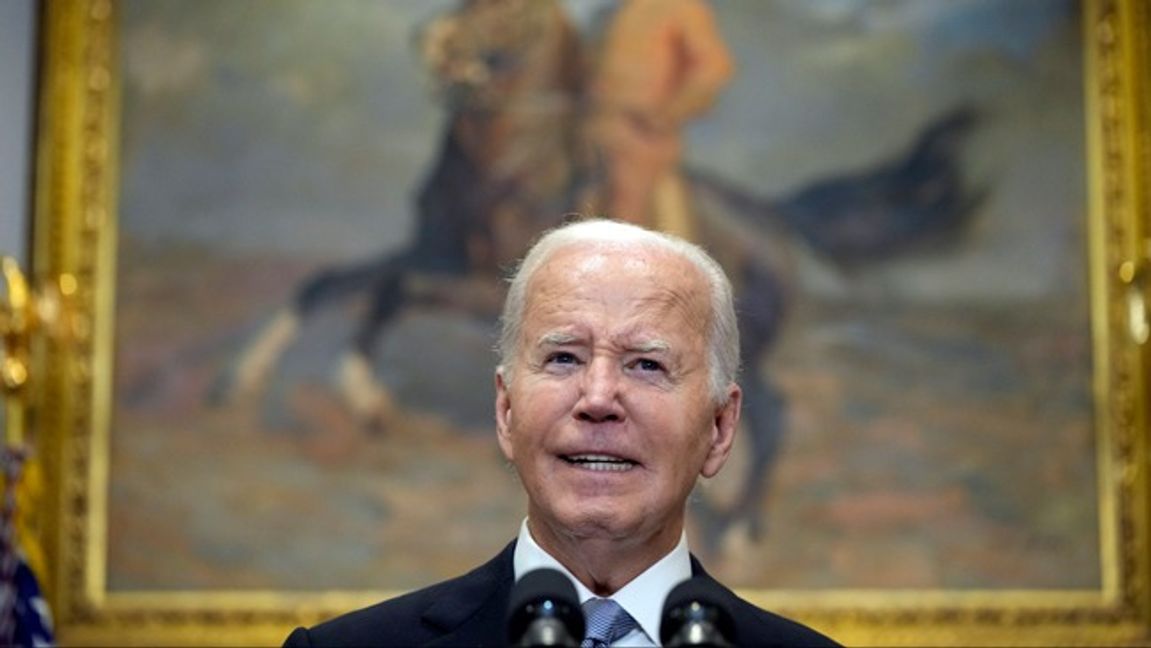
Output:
[495,242,740,594]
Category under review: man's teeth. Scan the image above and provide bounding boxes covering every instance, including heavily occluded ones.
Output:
[564,454,636,471]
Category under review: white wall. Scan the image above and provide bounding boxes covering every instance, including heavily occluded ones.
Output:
[0,0,37,265]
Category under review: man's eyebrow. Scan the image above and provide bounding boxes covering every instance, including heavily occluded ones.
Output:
[627,339,671,354]
[534,332,671,353]
[537,331,580,347]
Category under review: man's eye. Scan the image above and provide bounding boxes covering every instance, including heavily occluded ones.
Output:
[547,352,579,365]
[632,358,663,372]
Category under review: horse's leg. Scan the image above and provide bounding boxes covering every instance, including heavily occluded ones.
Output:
[211,256,399,405]
[334,258,414,432]
[223,308,300,402]
[691,256,788,553]
[728,258,789,541]
[732,339,786,542]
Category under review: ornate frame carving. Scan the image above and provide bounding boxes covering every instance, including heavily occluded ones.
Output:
[27,0,1150,644]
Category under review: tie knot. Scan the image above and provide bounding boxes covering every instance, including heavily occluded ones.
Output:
[581,598,637,648]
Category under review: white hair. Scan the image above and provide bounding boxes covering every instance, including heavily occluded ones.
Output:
[497,218,740,403]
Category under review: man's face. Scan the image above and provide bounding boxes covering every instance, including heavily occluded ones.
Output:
[495,243,740,551]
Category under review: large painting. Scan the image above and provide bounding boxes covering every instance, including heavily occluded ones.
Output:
[25,0,1151,645]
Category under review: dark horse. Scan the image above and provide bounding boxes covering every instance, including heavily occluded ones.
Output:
[212,0,983,553]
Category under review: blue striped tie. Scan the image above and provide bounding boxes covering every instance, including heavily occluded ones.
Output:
[581,598,638,648]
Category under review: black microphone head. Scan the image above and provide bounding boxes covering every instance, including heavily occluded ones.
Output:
[660,577,737,647]
[507,568,585,646]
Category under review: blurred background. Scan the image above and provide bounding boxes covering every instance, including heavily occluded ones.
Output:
[2,0,1098,599]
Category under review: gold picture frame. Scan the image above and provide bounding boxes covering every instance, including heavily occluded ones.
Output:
[22,0,1150,645]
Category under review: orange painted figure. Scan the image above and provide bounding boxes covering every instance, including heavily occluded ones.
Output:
[585,0,734,234]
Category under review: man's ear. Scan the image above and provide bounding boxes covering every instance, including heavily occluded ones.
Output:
[700,383,741,479]
[495,367,515,461]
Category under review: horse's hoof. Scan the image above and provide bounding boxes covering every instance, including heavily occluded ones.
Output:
[338,352,398,435]
[746,512,766,543]
[690,497,733,557]
[362,411,390,436]
[205,367,260,407]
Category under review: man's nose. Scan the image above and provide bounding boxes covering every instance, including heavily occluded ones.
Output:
[575,357,625,423]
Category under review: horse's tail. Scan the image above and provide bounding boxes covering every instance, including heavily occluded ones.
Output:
[773,105,986,267]
[686,104,986,269]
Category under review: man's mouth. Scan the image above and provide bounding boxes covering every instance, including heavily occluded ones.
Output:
[560,454,638,472]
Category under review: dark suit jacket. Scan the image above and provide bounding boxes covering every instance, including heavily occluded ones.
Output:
[284,541,838,647]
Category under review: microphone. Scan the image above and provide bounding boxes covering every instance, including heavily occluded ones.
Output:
[506,568,585,647]
[659,577,737,647]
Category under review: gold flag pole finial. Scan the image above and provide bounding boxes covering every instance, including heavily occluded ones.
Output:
[0,256,74,449]
[1119,259,1150,346]
[0,257,32,449]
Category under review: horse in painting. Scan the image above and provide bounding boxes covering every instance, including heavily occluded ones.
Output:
[212,0,983,551]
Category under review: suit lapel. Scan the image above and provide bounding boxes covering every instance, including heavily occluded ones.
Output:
[689,553,710,579]
[411,547,747,646]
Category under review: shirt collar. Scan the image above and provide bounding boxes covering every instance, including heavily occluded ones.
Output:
[512,518,692,643]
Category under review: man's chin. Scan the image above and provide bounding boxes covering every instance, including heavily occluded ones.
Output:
[550,507,650,543]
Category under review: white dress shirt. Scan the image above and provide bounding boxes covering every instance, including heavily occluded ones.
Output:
[513,518,693,647]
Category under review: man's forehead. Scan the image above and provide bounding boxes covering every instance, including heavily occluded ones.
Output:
[522,253,709,331]
[539,241,695,277]
[530,245,706,300]
[524,287,702,324]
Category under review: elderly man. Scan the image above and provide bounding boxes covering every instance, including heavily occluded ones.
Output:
[284,219,836,646]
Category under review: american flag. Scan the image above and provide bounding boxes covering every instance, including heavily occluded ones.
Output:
[1,447,54,647]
